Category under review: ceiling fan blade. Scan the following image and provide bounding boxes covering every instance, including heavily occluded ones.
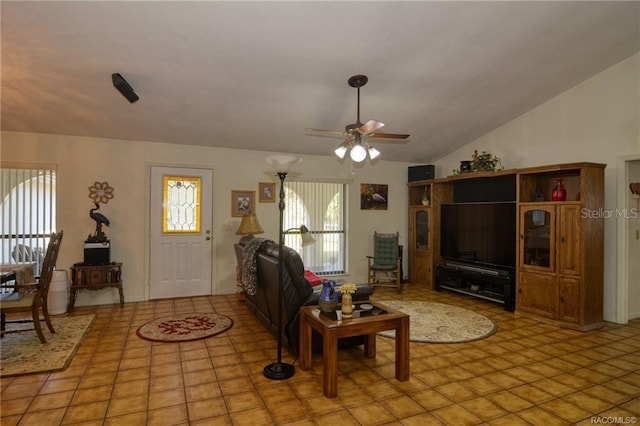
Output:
[305,128,345,136]
[359,119,385,134]
[370,132,411,140]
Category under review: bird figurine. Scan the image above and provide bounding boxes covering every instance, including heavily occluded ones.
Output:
[88,202,110,242]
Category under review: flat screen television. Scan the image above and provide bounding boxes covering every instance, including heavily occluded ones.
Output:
[440,202,516,270]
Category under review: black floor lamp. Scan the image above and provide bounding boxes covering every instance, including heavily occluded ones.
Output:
[264,155,302,380]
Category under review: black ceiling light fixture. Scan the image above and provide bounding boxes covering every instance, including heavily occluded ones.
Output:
[111,73,139,103]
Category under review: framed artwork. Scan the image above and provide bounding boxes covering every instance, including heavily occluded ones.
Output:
[259,182,276,203]
[361,183,388,210]
[231,190,255,217]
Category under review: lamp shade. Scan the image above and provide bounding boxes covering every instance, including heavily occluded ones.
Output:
[334,145,348,159]
[368,145,381,160]
[236,214,265,236]
[299,225,316,247]
[284,225,317,247]
[266,155,302,173]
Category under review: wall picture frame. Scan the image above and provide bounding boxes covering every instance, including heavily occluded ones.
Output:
[231,190,255,217]
[258,182,276,203]
[361,183,388,210]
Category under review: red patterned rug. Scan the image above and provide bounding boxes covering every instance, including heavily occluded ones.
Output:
[136,313,233,343]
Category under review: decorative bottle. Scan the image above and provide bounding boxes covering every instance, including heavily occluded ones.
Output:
[551,179,567,201]
[421,187,430,206]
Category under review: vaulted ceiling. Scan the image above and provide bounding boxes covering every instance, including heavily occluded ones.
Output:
[2,1,638,163]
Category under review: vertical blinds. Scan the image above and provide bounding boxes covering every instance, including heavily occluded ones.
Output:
[1,165,56,275]
[283,180,346,275]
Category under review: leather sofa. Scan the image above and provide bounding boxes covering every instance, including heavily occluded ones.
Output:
[234,236,373,353]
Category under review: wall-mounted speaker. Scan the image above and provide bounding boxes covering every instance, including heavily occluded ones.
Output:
[111,73,139,103]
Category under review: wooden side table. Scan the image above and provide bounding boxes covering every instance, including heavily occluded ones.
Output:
[69,262,124,310]
[299,301,410,397]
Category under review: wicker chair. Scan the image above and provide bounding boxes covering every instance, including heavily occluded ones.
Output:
[1,231,63,343]
[367,231,402,293]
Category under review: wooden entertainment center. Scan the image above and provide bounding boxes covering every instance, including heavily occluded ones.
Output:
[408,162,605,330]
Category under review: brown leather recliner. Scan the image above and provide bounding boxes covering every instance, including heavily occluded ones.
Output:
[235,236,373,353]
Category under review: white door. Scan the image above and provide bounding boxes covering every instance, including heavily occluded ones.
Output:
[149,166,213,299]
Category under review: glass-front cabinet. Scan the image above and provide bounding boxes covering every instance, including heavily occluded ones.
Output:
[409,206,431,285]
[519,202,581,275]
[519,204,555,271]
[413,208,429,251]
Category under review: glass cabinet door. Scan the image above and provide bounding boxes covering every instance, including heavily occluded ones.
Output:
[520,205,555,271]
[414,208,429,250]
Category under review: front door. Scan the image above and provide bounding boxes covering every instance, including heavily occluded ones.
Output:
[149,166,213,299]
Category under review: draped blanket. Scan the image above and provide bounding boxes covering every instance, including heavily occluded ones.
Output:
[240,238,269,296]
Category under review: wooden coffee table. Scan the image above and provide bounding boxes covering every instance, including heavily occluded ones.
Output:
[299,301,410,397]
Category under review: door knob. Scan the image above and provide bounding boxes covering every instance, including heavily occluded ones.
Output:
[205,236,211,241]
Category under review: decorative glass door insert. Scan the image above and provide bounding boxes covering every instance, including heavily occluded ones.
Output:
[162,176,201,233]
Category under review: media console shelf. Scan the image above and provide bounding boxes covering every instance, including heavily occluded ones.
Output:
[436,262,515,311]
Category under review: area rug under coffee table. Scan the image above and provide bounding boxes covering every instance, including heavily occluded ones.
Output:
[1,314,95,378]
[136,312,233,342]
[377,300,496,343]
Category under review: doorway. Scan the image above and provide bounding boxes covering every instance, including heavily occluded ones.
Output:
[617,156,640,323]
[149,166,213,299]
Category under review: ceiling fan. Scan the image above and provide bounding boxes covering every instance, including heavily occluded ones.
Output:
[306,75,410,162]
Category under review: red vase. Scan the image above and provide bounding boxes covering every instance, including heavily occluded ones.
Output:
[551,179,567,201]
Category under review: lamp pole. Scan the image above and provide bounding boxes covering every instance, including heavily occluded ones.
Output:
[263,171,295,380]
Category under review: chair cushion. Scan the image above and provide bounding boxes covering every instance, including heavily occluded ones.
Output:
[373,233,399,268]
[370,263,397,271]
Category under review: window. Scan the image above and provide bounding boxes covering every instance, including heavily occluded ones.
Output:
[1,163,56,275]
[283,180,346,275]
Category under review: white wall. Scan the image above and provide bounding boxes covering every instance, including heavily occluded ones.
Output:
[434,53,640,323]
[0,133,414,306]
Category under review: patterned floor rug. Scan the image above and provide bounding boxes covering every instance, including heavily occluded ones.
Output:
[136,312,234,343]
[377,300,497,343]
[1,314,95,378]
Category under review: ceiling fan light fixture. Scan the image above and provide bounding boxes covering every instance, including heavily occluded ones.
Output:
[368,145,381,160]
[311,75,410,164]
[334,144,348,159]
[350,143,367,163]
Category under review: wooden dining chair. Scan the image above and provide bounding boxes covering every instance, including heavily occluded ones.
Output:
[1,231,64,343]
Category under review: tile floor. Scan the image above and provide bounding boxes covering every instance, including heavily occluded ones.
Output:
[1,284,639,425]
